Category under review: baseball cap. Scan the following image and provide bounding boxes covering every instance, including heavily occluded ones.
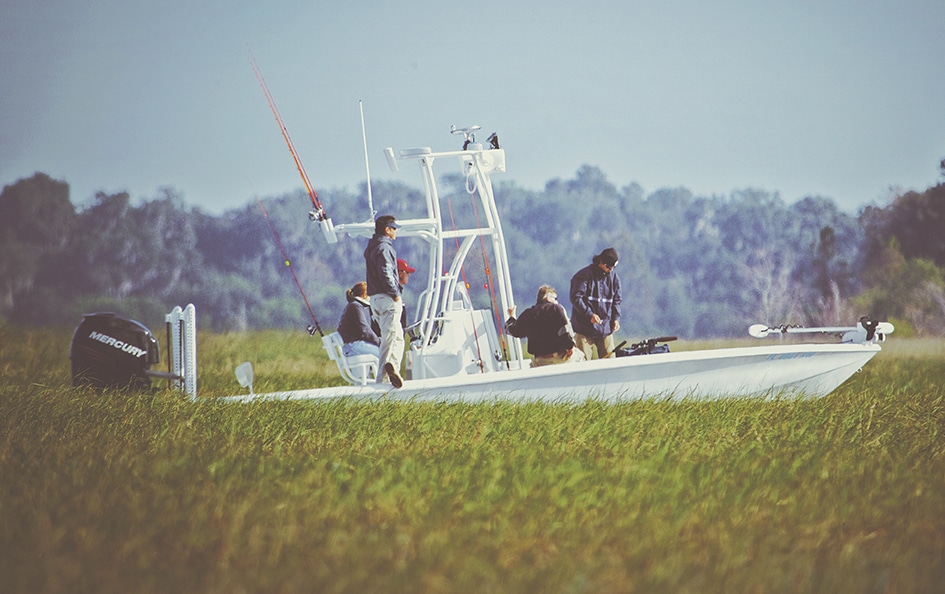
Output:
[397,259,416,273]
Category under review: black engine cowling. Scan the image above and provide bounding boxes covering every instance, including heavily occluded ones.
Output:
[70,312,160,389]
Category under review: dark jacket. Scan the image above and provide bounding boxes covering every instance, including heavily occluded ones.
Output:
[338,298,381,345]
[505,301,575,357]
[364,235,399,298]
[569,264,622,338]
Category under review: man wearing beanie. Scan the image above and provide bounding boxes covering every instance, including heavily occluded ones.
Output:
[569,247,622,360]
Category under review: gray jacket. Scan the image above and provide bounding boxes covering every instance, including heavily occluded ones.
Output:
[364,235,399,298]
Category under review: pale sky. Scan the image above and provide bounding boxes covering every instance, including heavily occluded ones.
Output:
[2,0,943,214]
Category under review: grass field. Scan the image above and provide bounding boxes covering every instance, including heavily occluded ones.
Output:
[1,326,943,593]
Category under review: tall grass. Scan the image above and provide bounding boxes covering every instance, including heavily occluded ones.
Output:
[1,326,943,593]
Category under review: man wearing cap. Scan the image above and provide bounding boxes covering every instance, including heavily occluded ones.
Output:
[397,258,415,330]
[569,247,622,360]
[364,214,405,388]
[396,257,416,379]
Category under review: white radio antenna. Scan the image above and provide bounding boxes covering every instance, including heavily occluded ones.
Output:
[360,100,376,219]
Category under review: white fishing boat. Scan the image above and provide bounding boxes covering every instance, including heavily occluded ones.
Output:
[219,126,892,403]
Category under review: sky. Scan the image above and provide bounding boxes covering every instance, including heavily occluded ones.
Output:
[2,0,944,215]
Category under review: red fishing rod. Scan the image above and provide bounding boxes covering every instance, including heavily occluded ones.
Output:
[249,51,331,335]
[255,194,324,337]
[249,52,328,222]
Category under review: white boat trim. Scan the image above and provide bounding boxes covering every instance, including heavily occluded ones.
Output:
[224,342,880,403]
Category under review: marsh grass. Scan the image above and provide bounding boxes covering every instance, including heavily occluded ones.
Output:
[1,325,943,593]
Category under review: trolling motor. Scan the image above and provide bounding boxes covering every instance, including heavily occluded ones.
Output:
[612,336,678,357]
[70,312,162,390]
[748,316,894,343]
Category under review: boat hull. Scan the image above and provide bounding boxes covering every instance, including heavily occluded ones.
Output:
[224,343,880,403]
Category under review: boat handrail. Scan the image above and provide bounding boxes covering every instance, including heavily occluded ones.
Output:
[331,218,440,241]
[441,227,497,240]
[397,147,502,160]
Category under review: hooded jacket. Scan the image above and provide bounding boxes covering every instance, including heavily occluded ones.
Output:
[569,263,622,338]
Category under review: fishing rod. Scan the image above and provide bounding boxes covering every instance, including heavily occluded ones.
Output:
[446,197,486,373]
[249,52,328,222]
[255,194,324,337]
[248,52,332,335]
[458,167,512,370]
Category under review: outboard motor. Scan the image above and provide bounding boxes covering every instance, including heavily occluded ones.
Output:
[70,312,160,390]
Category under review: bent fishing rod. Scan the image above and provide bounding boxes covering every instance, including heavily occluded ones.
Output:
[249,52,328,223]
[255,194,324,337]
[250,52,332,336]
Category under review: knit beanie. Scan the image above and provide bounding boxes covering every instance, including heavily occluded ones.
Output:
[597,247,619,266]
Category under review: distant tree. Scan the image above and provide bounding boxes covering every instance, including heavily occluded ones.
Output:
[132,188,199,297]
[12,164,919,338]
[0,173,75,320]
[861,183,945,269]
[23,188,201,326]
[786,196,864,325]
[853,182,945,335]
[51,189,198,298]
[853,239,945,335]
[706,190,802,325]
[52,190,137,298]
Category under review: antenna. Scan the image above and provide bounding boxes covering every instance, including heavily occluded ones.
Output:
[451,124,481,150]
[360,100,376,219]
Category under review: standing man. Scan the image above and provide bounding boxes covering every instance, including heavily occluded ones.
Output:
[364,215,405,388]
[569,247,622,360]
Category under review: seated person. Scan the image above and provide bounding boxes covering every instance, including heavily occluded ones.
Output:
[337,281,381,358]
[505,285,585,367]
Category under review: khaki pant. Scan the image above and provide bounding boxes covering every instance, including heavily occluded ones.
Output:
[532,348,586,367]
[574,333,615,360]
[370,294,405,383]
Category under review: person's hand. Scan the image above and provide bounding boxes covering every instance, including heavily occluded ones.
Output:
[507,306,516,317]
[590,313,602,325]
[612,319,620,332]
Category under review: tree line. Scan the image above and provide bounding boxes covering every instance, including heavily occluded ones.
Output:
[2,165,944,339]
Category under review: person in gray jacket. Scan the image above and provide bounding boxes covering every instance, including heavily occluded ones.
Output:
[569,247,622,360]
[364,214,405,388]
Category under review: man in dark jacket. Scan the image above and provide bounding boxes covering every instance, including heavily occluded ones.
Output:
[506,285,584,367]
[364,214,405,387]
[569,247,622,360]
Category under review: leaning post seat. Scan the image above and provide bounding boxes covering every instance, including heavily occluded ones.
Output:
[321,332,379,386]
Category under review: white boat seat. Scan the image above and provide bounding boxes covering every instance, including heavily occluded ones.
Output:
[322,332,378,386]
